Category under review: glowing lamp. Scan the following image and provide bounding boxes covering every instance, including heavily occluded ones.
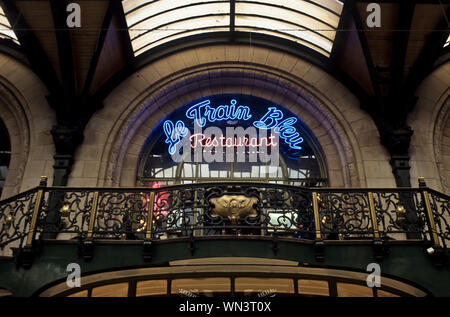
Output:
[4,214,13,228]
[60,204,71,217]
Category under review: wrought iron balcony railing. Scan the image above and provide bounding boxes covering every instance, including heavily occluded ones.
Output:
[0,177,449,267]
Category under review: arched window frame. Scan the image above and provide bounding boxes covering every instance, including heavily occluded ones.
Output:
[137,94,328,187]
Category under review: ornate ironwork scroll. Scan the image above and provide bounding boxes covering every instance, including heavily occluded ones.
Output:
[315,191,373,239]
[0,183,449,254]
[94,191,151,239]
[428,190,450,248]
[0,189,38,255]
[371,190,427,241]
[39,190,94,239]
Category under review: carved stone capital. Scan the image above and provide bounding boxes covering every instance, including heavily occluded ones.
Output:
[51,123,84,156]
[379,124,414,157]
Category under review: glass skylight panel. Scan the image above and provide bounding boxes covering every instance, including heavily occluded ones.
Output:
[129,2,229,32]
[122,0,343,57]
[124,0,230,56]
[237,26,330,57]
[133,24,229,56]
[236,0,341,28]
[134,27,229,56]
[235,12,334,52]
[0,5,19,45]
[124,0,229,27]
[309,0,344,15]
[235,1,339,56]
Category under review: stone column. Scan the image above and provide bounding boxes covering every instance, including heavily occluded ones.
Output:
[42,123,84,238]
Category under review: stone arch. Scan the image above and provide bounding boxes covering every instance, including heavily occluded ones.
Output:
[104,67,356,188]
[434,96,450,194]
[409,62,450,193]
[0,76,30,199]
[71,45,394,189]
[0,53,56,199]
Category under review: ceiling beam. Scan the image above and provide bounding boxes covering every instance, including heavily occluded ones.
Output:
[114,0,134,63]
[82,2,114,97]
[0,0,61,98]
[49,0,76,114]
[330,0,353,62]
[349,0,381,98]
[389,0,416,96]
[406,7,450,96]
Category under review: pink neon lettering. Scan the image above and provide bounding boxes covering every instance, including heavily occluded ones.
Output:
[189,134,277,148]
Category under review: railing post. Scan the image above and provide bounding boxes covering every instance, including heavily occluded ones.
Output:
[419,178,440,248]
[19,176,47,269]
[25,177,47,246]
[143,191,155,262]
[368,192,380,239]
[193,189,199,237]
[81,191,99,261]
[312,192,321,239]
[312,192,324,262]
[145,192,155,240]
[418,177,448,267]
[86,192,100,239]
[368,192,386,261]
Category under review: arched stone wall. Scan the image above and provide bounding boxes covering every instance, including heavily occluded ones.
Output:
[0,77,29,198]
[0,53,56,199]
[435,99,450,194]
[409,62,450,194]
[70,45,394,189]
[111,70,349,187]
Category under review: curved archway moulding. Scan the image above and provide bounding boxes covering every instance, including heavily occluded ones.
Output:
[71,45,394,189]
[0,53,56,199]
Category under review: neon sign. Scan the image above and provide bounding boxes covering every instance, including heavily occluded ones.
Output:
[190,134,277,148]
[163,120,188,155]
[186,99,252,127]
[162,98,304,154]
[253,107,304,150]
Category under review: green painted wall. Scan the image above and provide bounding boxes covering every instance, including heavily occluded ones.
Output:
[0,239,448,296]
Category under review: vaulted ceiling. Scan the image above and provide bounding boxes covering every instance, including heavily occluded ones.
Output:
[0,0,448,116]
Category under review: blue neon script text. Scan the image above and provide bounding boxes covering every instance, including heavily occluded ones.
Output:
[162,98,304,154]
[163,120,188,155]
[186,99,252,127]
[253,107,304,150]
